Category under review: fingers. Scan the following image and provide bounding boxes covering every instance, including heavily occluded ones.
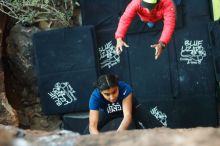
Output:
[155,47,158,55]
[124,42,129,48]
[116,46,123,55]
[155,47,159,60]
[152,44,159,60]
[115,40,129,55]
[151,43,163,60]
[155,54,159,60]
[151,44,157,48]
[119,45,123,52]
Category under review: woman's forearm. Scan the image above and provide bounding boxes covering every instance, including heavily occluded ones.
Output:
[117,115,132,131]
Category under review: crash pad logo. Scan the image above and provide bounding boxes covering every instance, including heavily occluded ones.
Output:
[99,41,120,69]
[180,40,206,64]
[48,82,77,106]
[150,106,167,127]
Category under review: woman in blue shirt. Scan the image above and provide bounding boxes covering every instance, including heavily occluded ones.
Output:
[89,74,148,134]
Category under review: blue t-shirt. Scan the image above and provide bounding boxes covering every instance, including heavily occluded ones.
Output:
[89,81,133,115]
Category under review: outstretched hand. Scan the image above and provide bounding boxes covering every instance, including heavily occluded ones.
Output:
[115,38,129,55]
[151,43,164,60]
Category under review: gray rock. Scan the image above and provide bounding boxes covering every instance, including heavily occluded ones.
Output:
[76,128,220,146]
[6,24,39,89]
[1,124,220,146]
[0,92,18,126]
[0,124,79,146]
[4,24,61,131]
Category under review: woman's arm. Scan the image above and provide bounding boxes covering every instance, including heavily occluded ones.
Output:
[115,1,138,39]
[159,0,176,45]
[117,93,133,131]
[115,1,138,54]
[89,110,99,134]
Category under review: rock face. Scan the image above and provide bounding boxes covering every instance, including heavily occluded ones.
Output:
[4,24,61,130]
[77,128,220,146]
[0,124,80,146]
[1,124,220,146]
[6,24,39,91]
[0,5,82,130]
[1,6,81,129]
[0,13,6,93]
[0,13,19,127]
[0,93,18,126]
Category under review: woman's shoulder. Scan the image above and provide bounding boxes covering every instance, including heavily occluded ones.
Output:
[90,88,101,99]
[118,81,133,93]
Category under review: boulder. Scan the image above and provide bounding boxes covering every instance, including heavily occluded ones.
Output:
[0,93,18,126]
[5,24,61,130]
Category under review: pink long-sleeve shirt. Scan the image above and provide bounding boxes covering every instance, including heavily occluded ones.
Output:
[115,0,176,45]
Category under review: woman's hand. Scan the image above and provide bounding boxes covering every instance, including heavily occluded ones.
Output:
[151,42,165,60]
[115,38,129,55]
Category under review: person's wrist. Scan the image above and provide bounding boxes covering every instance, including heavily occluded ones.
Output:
[159,41,166,49]
[117,38,123,41]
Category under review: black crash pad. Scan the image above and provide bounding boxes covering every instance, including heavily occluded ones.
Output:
[208,20,220,81]
[95,30,131,84]
[32,26,98,115]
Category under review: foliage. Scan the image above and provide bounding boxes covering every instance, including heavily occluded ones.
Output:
[0,0,76,26]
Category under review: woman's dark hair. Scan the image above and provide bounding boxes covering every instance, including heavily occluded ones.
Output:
[94,74,119,91]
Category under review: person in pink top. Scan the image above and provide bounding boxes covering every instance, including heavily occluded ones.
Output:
[115,0,176,60]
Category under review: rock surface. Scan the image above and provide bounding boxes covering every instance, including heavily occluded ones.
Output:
[0,93,18,126]
[0,13,19,127]
[77,127,220,146]
[0,124,79,146]
[1,124,220,146]
[4,24,61,130]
